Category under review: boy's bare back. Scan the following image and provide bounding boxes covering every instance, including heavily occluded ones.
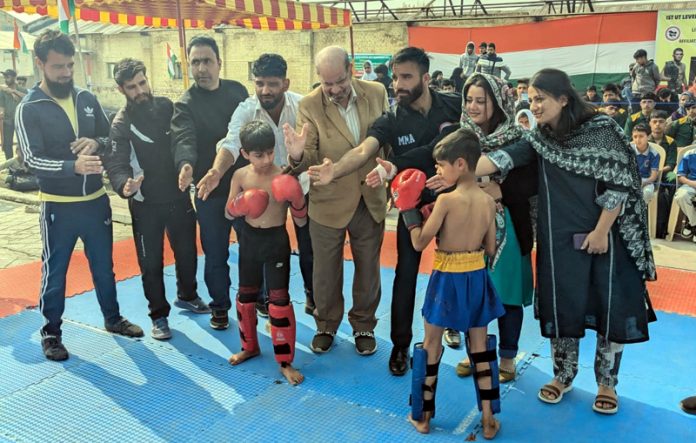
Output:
[230,164,288,228]
[436,183,496,255]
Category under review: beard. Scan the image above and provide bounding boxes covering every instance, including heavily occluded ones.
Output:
[395,82,424,107]
[45,77,73,99]
[127,92,154,109]
[259,94,282,111]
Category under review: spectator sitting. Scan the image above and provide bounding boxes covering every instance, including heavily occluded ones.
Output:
[670,91,694,122]
[649,109,678,238]
[429,78,442,91]
[449,67,465,93]
[625,91,657,135]
[361,61,378,81]
[666,99,696,147]
[440,78,456,93]
[674,147,696,242]
[656,88,678,115]
[431,70,444,83]
[515,108,536,130]
[374,63,393,98]
[631,123,660,204]
[514,78,529,112]
[601,99,628,128]
[583,85,601,103]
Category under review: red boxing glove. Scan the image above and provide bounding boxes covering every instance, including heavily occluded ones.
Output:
[271,174,307,219]
[420,202,435,222]
[391,169,426,211]
[226,189,269,219]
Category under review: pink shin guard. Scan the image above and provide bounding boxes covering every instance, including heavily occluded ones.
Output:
[268,303,296,366]
[235,298,259,353]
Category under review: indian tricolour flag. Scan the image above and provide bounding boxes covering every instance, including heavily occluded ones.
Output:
[409,11,657,89]
[58,0,75,34]
[166,43,178,79]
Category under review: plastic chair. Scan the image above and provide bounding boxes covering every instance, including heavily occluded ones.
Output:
[647,142,666,239]
[666,144,696,241]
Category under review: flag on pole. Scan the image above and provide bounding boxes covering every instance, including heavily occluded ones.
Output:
[58,0,76,34]
[166,43,178,79]
[13,19,20,50]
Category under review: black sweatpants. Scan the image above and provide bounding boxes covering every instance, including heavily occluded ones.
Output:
[129,197,198,320]
[238,222,290,304]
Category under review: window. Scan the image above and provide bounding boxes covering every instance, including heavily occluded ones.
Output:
[106,62,117,79]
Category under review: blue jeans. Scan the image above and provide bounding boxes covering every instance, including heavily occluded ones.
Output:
[39,195,121,337]
[195,196,232,311]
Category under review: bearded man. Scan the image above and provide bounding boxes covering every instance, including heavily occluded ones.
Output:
[16,31,144,361]
[304,46,462,375]
[105,58,208,341]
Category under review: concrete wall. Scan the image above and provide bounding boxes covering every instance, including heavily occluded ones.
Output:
[74,21,409,110]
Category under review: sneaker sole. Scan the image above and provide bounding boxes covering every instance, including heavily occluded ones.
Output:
[210,322,229,330]
[310,344,331,353]
[152,332,172,341]
[356,343,378,356]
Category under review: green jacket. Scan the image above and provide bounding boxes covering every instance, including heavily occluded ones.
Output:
[666,116,695,147]
[624,111,649,135]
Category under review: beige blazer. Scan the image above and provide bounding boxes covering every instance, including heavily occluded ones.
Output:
[290,79,388,229]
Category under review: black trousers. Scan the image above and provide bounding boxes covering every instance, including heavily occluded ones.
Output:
[130,198,198,320]
[2,120,14,160]
[391,215,422,349]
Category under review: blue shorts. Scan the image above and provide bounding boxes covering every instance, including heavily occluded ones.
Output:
[422,250,505,332]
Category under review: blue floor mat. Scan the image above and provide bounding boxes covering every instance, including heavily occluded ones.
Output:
[1,244,695,442]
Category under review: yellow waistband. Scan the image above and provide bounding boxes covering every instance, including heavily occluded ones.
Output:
[39,187,106,203]
[433,249,486,272]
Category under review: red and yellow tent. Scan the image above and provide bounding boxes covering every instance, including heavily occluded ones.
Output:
[1,0,351,31]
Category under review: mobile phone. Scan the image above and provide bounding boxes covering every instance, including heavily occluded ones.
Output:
[572,233,589,250]
[521,92,528,101]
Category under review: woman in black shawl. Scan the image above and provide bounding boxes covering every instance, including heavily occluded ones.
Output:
[477,69,656,415]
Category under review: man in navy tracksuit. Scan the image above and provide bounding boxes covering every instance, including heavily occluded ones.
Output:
[16,30,143,361]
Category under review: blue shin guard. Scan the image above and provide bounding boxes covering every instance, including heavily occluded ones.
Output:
[467,334,501,414]
[409,342,443,421]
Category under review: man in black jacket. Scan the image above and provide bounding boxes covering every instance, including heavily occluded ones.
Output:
[106,59,209,340]
[171,36,249,330]
[306,47,462,375]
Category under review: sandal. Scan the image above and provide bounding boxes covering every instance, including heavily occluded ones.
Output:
[538,382,573,404]
[499,367,516,383]
[592,393,618,415]
[455,358,473,377]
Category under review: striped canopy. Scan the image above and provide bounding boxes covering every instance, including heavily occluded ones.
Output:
[1,0,351,30]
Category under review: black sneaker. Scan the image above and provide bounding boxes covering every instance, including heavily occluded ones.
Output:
[210,310,229,330]
[105,318,144,338]
[174,296,211,314]
[388,346,409,376]
[41,336,69,361]
[354,331,377,356]
[310,331,335,353]
[255,301,269,318]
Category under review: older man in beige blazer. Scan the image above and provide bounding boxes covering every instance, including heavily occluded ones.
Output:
[284,46,388,355]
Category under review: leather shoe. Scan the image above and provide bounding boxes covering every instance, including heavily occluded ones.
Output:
[389,346,409,376]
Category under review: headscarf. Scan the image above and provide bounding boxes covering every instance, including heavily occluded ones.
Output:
[361,60,377,81]
[460,73,523,151]
[515,108,537,130]
[459,73,525,268]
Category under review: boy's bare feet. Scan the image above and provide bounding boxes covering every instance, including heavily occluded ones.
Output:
[482,416,500,440]
[407,411,432,434]
[228,349,260,365]
[280,364,304,385]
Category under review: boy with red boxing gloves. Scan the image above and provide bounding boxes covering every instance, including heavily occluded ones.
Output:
[225,120,307,385]
[393,129,504,439]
